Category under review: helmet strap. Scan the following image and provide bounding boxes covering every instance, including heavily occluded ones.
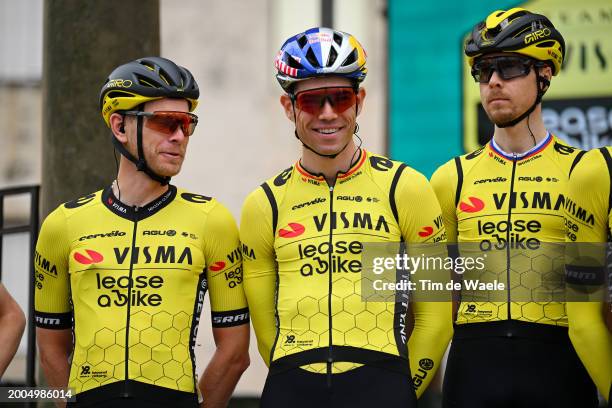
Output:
[495,70,550,129]
[111,115,171,186]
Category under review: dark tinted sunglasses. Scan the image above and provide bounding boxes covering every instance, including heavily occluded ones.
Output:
[471,56,535,84]
[124,110,198,136]
[291,86,357,115]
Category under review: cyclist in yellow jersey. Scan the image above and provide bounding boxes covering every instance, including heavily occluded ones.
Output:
[431,9,597,407]
[565,147,612,405]
[35,57,249,408]
[241,27,452,408]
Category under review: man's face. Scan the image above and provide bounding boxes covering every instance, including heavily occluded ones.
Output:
[476,54,550,125]
[123,98,191,177]
[280,77,365,157]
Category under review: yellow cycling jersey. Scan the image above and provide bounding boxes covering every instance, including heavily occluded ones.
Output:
[564,146,612,401]
[431,134,584,326]
[240,149,452,397]
[34,185,249,404]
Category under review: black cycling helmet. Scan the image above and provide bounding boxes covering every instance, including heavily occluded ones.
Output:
[99,57,199,185]
[465,8,565,128]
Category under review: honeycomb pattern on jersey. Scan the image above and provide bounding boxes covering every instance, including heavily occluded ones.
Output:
[457,244,567,325]
[69,310,196,393]
[274,275,403,372]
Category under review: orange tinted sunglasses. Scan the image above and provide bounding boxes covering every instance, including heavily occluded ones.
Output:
[124,110,198,136]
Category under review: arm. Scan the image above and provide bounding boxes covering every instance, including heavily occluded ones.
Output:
[240,189,277,366]
[36,328,72,390]
[199,325,250,408]
[565,150,612,400]
[397,168,453,398]
[33,208,72,406]
[0,283,26,377]
[431,161,461,315]
[200,202,250,406]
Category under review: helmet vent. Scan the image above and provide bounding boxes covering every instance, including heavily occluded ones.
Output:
[306,48,321,68]
[106,90,134,99]
[513,26,531,38]
[341,48,358,66]
[333,32,343,46]
[135,74,158,88]
[297,34,308,49]
[157,69,171,86]
[536,40,555,48]
[327,46,338,66]
[141,62,155,71]
[287,55,303,69]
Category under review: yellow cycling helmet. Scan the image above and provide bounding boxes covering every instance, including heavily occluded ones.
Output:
[465,8,565,75]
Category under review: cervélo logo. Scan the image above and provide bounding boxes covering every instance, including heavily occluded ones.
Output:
[459,197,485,213]
[278,223,305,238]
[74,249,104,265]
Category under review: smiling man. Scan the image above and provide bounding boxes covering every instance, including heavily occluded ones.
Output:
[34,57,249,407]
[430,8,599,408]
[240,27,452,408]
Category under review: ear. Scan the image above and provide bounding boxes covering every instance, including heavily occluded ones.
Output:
[109,112,128,143]
[280,94,296,122]
[356,87,366,116]
[538,64,553,93]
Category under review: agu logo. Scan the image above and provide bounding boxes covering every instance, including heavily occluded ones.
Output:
[278,223,305,238]
[418,226,434,237]
[459,197,485,213]
[209,261,226,272]
[74,249,104,265]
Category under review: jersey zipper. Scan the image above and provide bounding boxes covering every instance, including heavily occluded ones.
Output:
[506,156,518,321]
[123,206,139,397]
[326,185,334,387]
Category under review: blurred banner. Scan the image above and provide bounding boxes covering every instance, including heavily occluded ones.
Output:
[389,0,612,177]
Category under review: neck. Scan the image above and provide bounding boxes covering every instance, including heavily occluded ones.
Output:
[301,140,359,185]
[114,157,169,207]
[492,106,548,154]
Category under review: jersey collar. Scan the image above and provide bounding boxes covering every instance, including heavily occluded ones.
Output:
[102,185,177,221]
[489,132,552,161]
[295,148,367,183]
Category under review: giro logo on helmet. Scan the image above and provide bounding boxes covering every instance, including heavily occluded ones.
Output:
[105,79,133,89]
[525,28,551,44]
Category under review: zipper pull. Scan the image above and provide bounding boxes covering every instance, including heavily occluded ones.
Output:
[329,186,334,193]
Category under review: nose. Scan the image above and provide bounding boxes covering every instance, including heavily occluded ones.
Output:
[318,99,337,120]
[168,125,187,142]
[488,70,503,87]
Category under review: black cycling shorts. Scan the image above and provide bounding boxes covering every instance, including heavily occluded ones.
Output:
[442,321,598,408]
[261,364,416,408]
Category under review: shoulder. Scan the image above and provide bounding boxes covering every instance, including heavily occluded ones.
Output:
[549,136,585,171]
[60,189,104,215]
[569,148,609,188]
[45,189,104,226]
